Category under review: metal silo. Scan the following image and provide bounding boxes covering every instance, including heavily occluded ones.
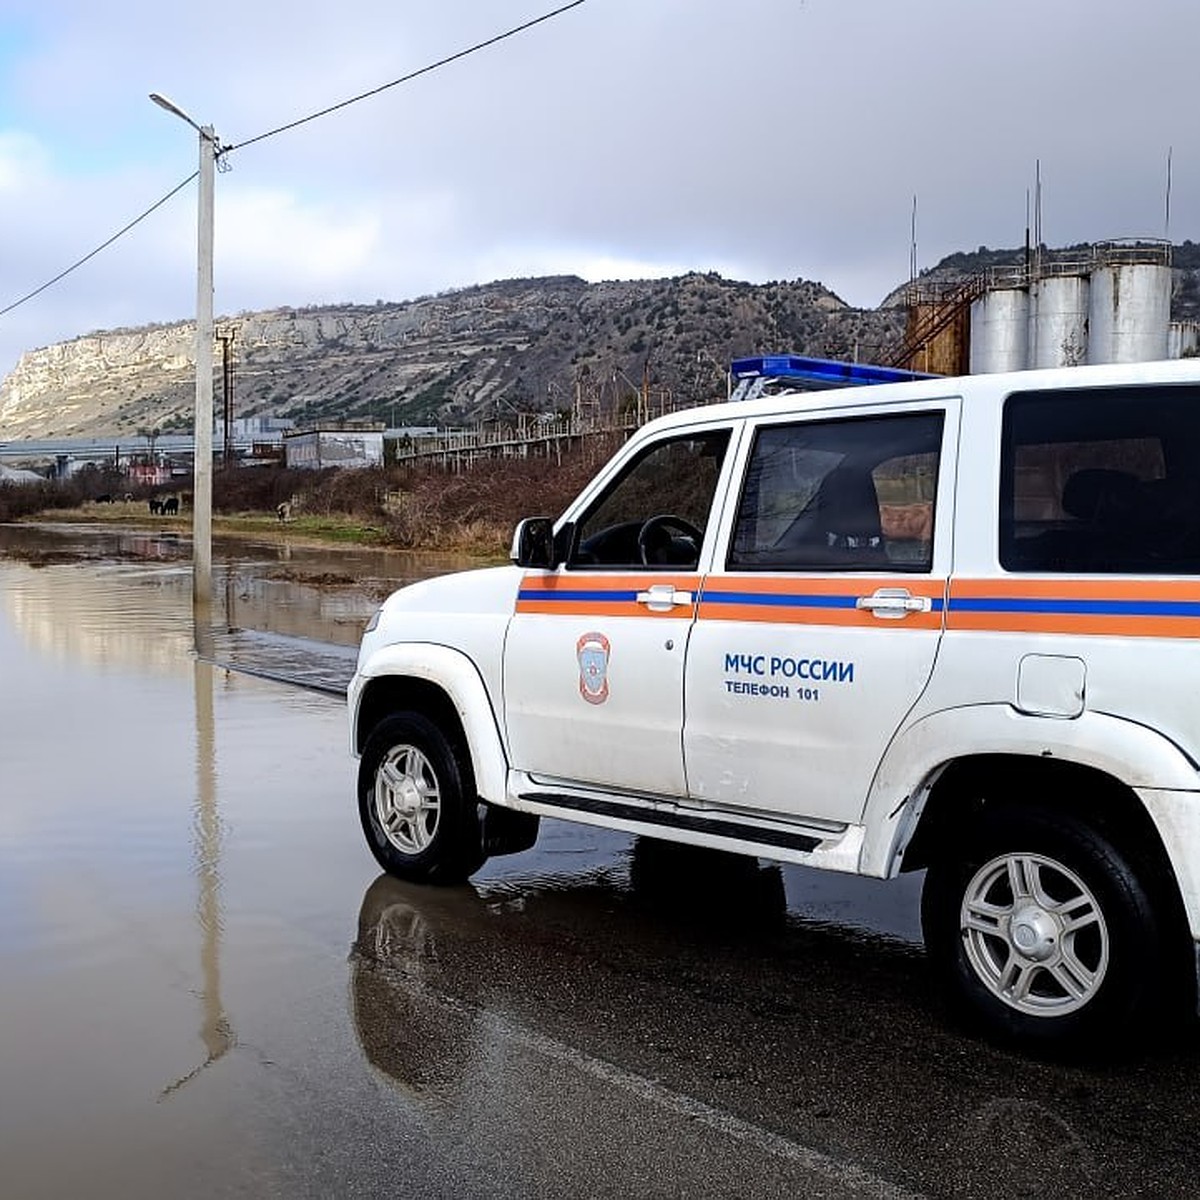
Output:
[969,286,1029,373]
[1169,321,1200,359]
[1030,271,1090,368]
[1087,240,1172,364]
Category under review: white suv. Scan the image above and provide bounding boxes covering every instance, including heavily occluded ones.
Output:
[349,358,1200,1050]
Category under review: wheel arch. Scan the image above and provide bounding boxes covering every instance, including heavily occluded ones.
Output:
[893,752,1196,1012]
[352,644,509,805]
[862,705,1200,879]
[899,754,1173,879]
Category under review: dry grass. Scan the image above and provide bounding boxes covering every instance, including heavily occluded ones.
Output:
[6,443,624,555]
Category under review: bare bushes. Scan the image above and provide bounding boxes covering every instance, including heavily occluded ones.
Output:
[0,469,121,522]
[383,449,607,552]
[0,480,66,522]
[215,465,392,520]
[213,466,321,514]
[214,437,627,552]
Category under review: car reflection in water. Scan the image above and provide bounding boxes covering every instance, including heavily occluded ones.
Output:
[348,836,1200,1199]
[349,839,789,1101]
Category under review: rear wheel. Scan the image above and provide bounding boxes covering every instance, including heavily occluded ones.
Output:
[358,712,486,884]
[922,805,1163,1050]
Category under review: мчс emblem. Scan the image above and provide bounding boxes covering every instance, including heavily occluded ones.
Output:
[576,632,611,705]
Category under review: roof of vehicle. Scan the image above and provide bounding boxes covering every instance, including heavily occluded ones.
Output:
[641,357,1200,438]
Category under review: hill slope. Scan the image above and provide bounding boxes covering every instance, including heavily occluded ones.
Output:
[0,273,902,440]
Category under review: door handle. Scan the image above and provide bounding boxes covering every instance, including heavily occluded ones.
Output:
[636,584,694,612]
[855,588,931,619]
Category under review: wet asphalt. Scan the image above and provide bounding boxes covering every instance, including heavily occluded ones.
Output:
[2,524,1199,1199]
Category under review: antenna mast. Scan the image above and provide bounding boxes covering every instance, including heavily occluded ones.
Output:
[909,194,918,283]
[1166,146,1174,241]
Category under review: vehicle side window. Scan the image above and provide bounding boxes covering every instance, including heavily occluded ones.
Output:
[1000,385,1200,573]
[729,412,943,572]
[570,430,731,568]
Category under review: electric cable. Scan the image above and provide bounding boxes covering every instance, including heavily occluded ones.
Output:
[0,172,197,320]
[0,0,587,324]
[228,0,587,153]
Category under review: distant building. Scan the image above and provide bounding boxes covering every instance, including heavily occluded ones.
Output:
[284,428,384,470]
[127,462,172,487]
[0,463,43,485]
[218,415,296,446]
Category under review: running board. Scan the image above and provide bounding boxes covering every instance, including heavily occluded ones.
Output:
[516,790,822,853]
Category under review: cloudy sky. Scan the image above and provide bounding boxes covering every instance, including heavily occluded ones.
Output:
[0,0,1196,377]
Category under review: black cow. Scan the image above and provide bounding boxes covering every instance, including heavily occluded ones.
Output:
[148,498,163,515]
[162,496,179,516]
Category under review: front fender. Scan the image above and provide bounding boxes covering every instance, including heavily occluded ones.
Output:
[859,704,1200,877]
[350,642,509,806]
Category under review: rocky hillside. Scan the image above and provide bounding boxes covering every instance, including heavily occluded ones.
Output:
[0,273,903,440]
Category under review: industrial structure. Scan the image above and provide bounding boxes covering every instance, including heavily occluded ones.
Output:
[283,426,385,471]
[891,239,1199,376]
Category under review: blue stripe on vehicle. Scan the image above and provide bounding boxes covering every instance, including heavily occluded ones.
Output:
[518,588,641,603]
[703,591,945,612]
[702,591,858,609]
[949,597,1200,618]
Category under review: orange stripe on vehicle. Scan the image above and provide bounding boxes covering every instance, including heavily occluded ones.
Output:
[697,575,947,629]
[698,602,944,629]
[946,577,1200,638]
[515,573,700,618]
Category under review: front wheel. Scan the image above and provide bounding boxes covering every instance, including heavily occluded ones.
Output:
[921,805,1164,1051]
[358,712,487,884]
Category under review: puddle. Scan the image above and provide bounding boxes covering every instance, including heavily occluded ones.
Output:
[0,522,490,693]
[3,525,1199,1199]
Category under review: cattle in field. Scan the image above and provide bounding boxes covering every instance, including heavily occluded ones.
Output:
[149,499,163,514]
[162,496,179,516]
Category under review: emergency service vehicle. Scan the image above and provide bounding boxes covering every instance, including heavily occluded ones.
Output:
[349,356,1200,1050]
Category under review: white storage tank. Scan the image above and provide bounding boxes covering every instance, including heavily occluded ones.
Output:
[1029,273,1089,368]
[1087,242,1171,364]
[1169,321,1200,359]
[969,287,1029,373]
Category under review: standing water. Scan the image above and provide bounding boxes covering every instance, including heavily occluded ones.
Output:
[0,521,953,1200]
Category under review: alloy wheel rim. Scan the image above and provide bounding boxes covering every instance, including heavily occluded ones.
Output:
[960,851,1109,1017]
[373,743,440,855]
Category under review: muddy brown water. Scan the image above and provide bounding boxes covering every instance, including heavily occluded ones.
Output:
[3,522,1200,1199]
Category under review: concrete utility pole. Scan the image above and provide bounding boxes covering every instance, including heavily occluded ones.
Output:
[150,92,219,619]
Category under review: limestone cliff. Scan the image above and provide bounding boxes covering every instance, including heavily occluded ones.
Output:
[0,273,902,439]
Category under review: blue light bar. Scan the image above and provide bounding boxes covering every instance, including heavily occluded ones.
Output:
[731,354,937,389]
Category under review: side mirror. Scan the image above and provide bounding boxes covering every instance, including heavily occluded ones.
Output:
[511,517,555,568]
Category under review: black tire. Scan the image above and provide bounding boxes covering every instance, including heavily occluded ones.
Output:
[358,712,487,885]
[921,804,1163,1051]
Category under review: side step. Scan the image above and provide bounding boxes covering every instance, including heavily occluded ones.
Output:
[516,790,822,853]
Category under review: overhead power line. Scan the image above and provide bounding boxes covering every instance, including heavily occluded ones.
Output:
[229,0,587,152]
[0,0,587,324]
[0,172,197,321]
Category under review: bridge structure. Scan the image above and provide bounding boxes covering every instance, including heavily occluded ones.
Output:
[0,434,260,471]
[390,414,641,472]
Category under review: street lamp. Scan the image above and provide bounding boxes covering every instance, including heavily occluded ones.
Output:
[150,91,219,619]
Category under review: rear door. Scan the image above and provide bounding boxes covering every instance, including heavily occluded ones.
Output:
[684,399,959,824]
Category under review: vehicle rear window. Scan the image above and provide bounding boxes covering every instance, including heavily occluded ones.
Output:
[1000,384,1200,573]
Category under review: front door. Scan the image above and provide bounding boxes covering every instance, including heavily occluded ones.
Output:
[504,427,733,797]
[684,403,957,825]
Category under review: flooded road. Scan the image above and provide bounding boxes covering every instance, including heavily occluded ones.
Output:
[2,523,1200,1198]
